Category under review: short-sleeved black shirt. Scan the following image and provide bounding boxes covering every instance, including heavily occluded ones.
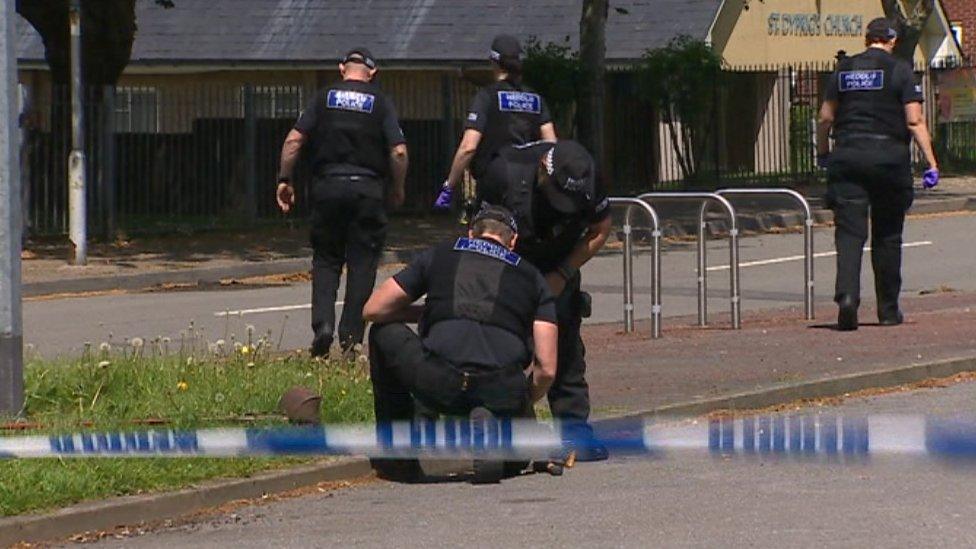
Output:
[393,240,557,368]
[464,80,553,178]
[824,48,923,143]
[295,79,405,178]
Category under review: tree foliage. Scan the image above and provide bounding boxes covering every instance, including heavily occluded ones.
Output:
[882,0,936,61]
[16,0,175,87]
[522,37,583,135]
[637,36,722,180]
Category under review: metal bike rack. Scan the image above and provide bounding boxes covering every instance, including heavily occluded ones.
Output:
[702,188,815,320]
[608,197,662,339]
[638,192,741,329]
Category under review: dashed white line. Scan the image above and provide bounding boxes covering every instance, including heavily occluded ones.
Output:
[706,241,933,272]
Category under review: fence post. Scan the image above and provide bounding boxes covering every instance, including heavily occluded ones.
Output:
[243,83,258,223]
[441,73,454,208]
[100,85,116,240]
[68,0,87,264]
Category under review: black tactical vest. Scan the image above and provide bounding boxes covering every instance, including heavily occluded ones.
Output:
[833,50,911,143]
[420,237,541,343]
[476,155,539,241]
[470,80,546,178]
[311,80,391,177]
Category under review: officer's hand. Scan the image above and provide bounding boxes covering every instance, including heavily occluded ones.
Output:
[276,182,295,214]
[433,182,453,211]
[545,272,567,297]
[388,187,406,210]
[923,168,940,190]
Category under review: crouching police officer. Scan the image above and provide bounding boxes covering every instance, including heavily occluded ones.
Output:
[478,139,612,461]
[276,48,409,356]
[434,34,557,210]
[363,205,558,482]
[817,18,939,330]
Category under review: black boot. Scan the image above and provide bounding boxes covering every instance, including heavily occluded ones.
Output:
[878,309,904,326]
[470,407,504,484]
[836,294,859,331]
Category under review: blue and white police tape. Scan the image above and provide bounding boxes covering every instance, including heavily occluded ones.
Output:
[3,415,976,460]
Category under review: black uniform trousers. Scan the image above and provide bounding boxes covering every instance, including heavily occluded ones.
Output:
[547,274,592,438]
[309,174,387,354]
[827,139,914,320]
[368,322,530,423]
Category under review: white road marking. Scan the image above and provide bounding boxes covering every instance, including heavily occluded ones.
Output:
[706,241,933,272]
[214,303,337,317]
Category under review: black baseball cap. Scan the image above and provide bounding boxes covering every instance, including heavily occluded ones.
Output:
[504,140,595,214]
[490,35,522,61]
[472,203,519,234]
[342,47,377,69]
[866,18,898,42]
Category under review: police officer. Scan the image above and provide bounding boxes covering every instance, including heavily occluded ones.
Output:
[478,139,611,461]
[433,34,557,210]
[276,48,409,356]
[817,18,939,331]
[363,204,558,482]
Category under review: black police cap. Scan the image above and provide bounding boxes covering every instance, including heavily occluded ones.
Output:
[472,203,519,234]
[343,47,377,69]
[866,18,898,42]
[490,35,522,61]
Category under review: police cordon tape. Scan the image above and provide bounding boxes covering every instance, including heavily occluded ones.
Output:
[2,415,976,460]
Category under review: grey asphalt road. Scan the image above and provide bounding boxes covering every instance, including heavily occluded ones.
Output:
[25,212,976,357]
[87,379,976,548]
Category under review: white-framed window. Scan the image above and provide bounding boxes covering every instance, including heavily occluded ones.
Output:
[951,21,964,48]
[248,86,304,118]
[114,87,159,133]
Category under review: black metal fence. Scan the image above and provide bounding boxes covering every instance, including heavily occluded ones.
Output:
[19,61,976,237]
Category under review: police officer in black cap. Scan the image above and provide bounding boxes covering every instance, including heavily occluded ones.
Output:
[433,34,557,210]
[276,47,409,356]
[817,18,939,331]
[363,204,558,482]
[478,139,611,461]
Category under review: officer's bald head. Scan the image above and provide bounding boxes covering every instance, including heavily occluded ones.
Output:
[340,49,378,82]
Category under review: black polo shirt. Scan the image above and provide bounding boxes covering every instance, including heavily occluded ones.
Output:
[465,80,553,178]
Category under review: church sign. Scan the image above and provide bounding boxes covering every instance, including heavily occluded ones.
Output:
[767,13,864,37]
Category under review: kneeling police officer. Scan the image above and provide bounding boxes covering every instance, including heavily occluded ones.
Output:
[363,205,558,482]
[817,18,939,330]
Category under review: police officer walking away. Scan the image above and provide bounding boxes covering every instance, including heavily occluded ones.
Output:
[276,48,409,356]
[363,204,558,482]
[817,18,939,331]
[479,139,611,461]
[433,35,557,209]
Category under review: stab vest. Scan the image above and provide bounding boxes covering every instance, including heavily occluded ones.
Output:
[833,50,911,143]
[311,80,391,177]
[420,237,542,343]
[470,80,546,178]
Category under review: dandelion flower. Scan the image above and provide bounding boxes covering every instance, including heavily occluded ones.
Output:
[99,342,111,352]
[215,339,226,348]
[131,337,144,348]
[214,392,225,403]
[241,345,251,355]
[177,381,189,391]
[98,360,111,368]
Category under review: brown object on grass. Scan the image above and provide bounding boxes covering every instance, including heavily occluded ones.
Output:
[278,386,323,424]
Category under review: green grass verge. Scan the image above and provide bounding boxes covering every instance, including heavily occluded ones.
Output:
[1,342,374,517]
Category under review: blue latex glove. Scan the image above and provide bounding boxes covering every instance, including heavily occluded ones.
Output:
[433,182,453,210]
[816,153,830,170]
[923,168,940,189]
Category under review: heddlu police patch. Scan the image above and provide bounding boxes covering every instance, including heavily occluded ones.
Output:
[839,70,884,92]
[497,91,542,114]
[454,237,521,266]
[327,90,376,113]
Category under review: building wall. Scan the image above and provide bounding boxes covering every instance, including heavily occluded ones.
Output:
[943,0,975,61]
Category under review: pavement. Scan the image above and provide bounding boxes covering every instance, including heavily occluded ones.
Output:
[84,367,976,548]
[19,177,976,298]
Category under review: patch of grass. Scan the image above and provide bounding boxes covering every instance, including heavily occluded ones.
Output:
[1,340,374,517]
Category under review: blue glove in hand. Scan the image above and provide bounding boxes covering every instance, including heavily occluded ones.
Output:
[433,182,453,210]
[923,168,940,190]
[816,153,830,170]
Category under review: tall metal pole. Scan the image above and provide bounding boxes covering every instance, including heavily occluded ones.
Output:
[68,0,87,265]
[1,0,25,416]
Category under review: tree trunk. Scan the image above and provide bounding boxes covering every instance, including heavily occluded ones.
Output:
[882,0,936,62]
[578,0,607,170]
